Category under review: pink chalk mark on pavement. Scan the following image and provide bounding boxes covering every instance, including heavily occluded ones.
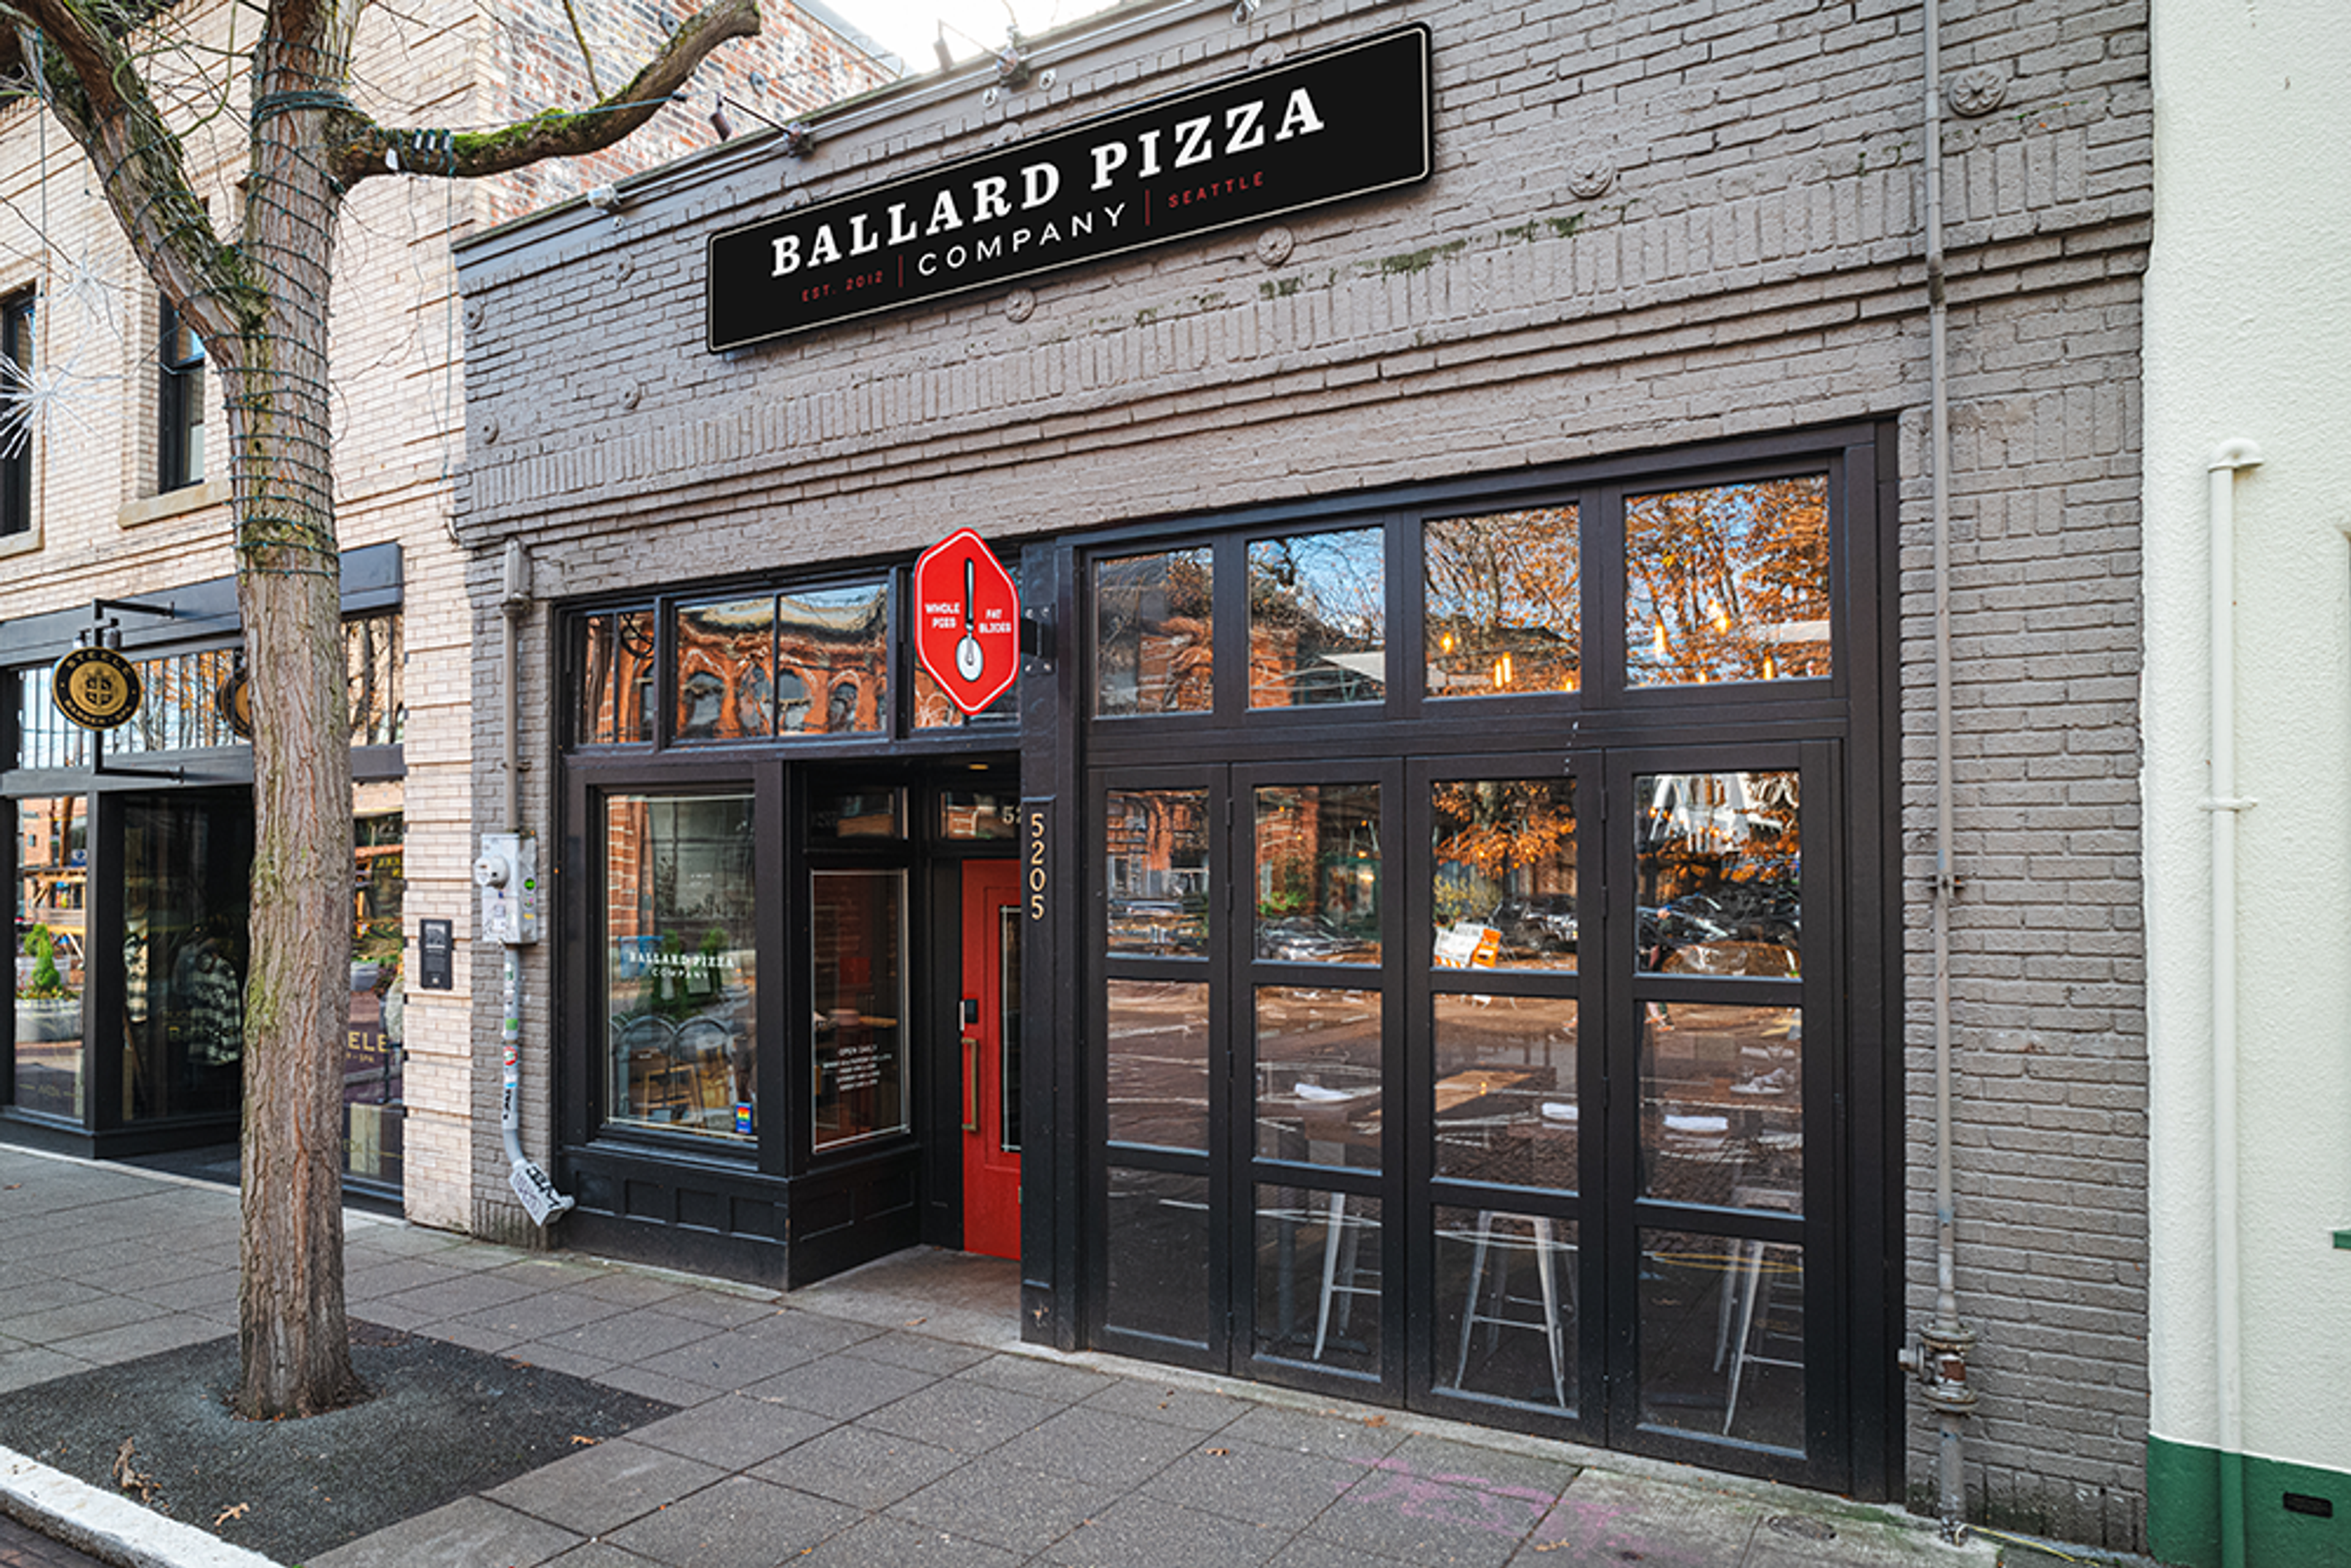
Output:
[1337,1456,1561,1537]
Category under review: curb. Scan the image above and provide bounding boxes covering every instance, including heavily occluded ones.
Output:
[0,1445,282,1568]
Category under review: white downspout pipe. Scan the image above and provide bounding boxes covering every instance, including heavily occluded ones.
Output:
[2205,440,2260,1568]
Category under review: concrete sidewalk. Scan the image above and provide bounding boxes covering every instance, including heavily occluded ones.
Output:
[0,1144,2011,1568]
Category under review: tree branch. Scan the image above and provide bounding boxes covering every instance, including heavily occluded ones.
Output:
[326,0,756,187]
[0,1,240,339]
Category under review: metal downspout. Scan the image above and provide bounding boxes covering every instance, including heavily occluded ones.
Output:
[498,541,572,1219]
[2205,441,2261,1568]
[1904,0,1981,1539]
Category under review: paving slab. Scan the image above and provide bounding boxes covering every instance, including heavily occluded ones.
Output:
[626,1392,833,1471]
[1140,1437,1367,1530]
[307,1495,583,1568]
[797,1512,1026,1567]
[602,1474,860,1567]
[484,1437,729,1539]
[857,1378,1063,1455]
[749,1422,966,1509]
[1044,1492,1292,1568]
[888,1455,1125,1555]
[992,1403,1220,1489]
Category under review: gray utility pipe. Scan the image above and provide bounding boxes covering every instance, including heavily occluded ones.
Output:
[500,540,572,1221]
[1902,0,1981,1542]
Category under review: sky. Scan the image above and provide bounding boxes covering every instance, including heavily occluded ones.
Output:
[828,0,1123,76]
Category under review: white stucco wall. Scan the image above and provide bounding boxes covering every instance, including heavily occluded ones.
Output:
[2143,0,2351,1468]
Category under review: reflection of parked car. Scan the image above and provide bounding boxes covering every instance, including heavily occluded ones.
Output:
[1109,898,1202,953]
[1494,895,1578,952]
[1256,915,1376,964]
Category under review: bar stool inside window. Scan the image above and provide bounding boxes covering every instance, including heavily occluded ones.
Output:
[1714,1187,1802,1435]
[1311,1191,1379,1360]
[1450,1211,1572,1407]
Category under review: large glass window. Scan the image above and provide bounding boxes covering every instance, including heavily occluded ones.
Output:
[1096,547,1213,716]
[1247,528,1385,708]
[1634,770,1801,977]
[602,794,758,1143]
[1106,788,1209,956]
[1431,778,1578,972]
[1425,505,1580,698]
[345,613,405,748]
[12,796,86,1120]
[1624,478,1829,687]
[812,868,907,1150]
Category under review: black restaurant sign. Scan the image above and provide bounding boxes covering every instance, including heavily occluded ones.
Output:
[707,24,1431,351]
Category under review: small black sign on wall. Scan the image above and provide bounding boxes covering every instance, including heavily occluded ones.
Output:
[418,918,454,991]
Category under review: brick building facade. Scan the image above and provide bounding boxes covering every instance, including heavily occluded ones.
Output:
[0,2,888,1219]
[452,0,2153,1547]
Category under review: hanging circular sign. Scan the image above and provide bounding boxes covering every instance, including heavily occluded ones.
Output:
[216,669,253,739]
[51,646,142,730]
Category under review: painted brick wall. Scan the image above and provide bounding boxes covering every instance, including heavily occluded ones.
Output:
[454,0,2152,1542]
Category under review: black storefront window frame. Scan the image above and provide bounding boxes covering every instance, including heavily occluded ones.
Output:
[1060,422,1897,1499]
[0,546,405,1164]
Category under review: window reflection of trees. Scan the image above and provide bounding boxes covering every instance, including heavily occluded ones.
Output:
[1247,529,1385,708]
[1097,549,1213,715]
[1636,771,1800,977]
[1432,779,1577,968]
[1625,478,1828,687]
[1424,506,1580,697]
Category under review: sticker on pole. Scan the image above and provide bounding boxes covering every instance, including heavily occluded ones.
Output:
[913,530,1021,715]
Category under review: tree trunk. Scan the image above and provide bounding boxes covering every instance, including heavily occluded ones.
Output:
[230,19,361,1419]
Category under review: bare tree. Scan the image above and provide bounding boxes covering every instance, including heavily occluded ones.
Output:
[0,0,757,1419]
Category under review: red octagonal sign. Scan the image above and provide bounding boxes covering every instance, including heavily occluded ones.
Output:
[913,530,1021,715]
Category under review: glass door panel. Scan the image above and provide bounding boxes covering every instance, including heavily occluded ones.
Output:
[1095,772,1224,1364]
[1605,747,1825,1477]
[119,791,250,1125]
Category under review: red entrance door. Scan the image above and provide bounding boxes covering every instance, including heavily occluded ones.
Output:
[961,860,1022,1258]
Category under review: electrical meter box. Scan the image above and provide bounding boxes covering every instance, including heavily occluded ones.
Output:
[474,831,541,946]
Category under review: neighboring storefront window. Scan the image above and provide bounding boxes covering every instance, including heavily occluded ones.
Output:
[121,794,249,1123]
[347,785,404,1187]
[812,868,907,1149]
[1425,505,1581,697]
[1247,528,1385,708]
[12,796,86,1121]
[1096,547,1213,716]
[1624,477,1829,687]
[602,793,758,1142]
[346,611,405,747]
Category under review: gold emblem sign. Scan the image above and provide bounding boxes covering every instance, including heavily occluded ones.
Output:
[51,646,143,730]
[216,669,253,739]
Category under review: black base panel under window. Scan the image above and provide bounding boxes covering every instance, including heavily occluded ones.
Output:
[561,1206,786,1289]
[788,1146,923,1288]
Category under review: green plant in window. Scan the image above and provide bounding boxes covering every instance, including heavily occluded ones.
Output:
[16,924,72,1000]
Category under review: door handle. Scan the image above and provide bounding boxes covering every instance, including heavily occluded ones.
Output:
[962,1035,981,1132]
